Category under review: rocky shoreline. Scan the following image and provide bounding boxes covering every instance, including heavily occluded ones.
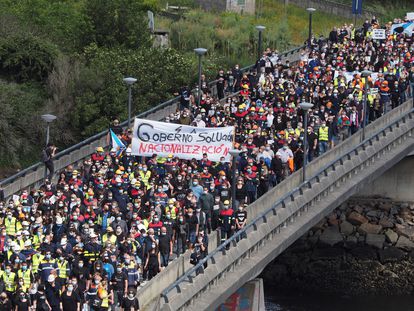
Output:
[261,197,414,296]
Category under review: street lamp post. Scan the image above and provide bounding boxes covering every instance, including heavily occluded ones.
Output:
[361,70,372,141]
[306,8,316,49]
[255,25,266,60]
[229,149,241,210]
[299,102,314,182]
[123,77,137,129]
[194,48,208,106]
[41,114,57,147]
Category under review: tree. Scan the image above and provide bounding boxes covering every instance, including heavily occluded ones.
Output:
[0,33,58,82]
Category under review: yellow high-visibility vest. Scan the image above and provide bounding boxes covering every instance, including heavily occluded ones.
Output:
[318,127,329,141]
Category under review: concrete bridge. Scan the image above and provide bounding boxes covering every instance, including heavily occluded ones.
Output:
[1,44,413,310]
[153,100,414,310]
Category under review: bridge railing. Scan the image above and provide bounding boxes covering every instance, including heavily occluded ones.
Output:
[0,45,306,200]
[160,99,414,306]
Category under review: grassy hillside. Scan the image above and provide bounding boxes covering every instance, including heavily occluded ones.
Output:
[158,0,351,68]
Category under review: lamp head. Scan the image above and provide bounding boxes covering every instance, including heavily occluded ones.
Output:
[229,149,242,157]
[41,114,57,123]
[194,48,208,56]
[306,7,316,13]
[256,25,266,32]
[123,77,137,86]
[361,70,373,77]
[299,102,314,111]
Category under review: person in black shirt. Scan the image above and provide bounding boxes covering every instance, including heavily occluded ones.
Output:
[42,143,57,181]
[216,69,226,99]
[60,285,81,311]
[33,285,51,311]
[158,226,172,267]
[185,208,199,245]
[306,126,319,162]
[0,292,12,311]
[234,204,247,240]
[122,289,140,311]
[15,291,31,311]
[110,265,128,308]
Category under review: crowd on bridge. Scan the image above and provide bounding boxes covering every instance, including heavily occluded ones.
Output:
[0,14,413,311]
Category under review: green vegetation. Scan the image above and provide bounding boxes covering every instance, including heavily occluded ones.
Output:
[333,0,414,21]
[159,0,351,68]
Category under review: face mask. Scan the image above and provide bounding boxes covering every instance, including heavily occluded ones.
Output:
[117,268,122,273]
[5,269,10,274]
[22,266,27,271]
[79,263,84,268]
[45,254,51,260]
[161,232,166,236]
[151,243,156,248]
[94,280,100,285]
[67,285,74,292]
[224,205,229,210]
[129,293,134,299]
[188,213,193,217]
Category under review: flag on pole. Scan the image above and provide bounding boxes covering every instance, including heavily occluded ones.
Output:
[391,22,414,35]
[110,129,126,157]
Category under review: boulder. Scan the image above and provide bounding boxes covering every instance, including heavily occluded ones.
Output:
[384,229,398,244]
[358,222,382,235]
[340,220,354,236]
[311,247,345,260]
[394,225,414,240]
[350,246,378,260]
[366,210,380,218]
[379,217,394,229]
[319,226,343,246]
[396,236,414,250]
[379,202,393,212]
[379,247,406,263]
[348,211,368,226]
[365,233,385,249]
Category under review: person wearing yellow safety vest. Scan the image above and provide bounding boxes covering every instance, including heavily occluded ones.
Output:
[2,263,16,298]
[138,166,151,188]
[102,227,117,247]
[56,253,70,282]
[4,212,21,237]
[31,251,44,276]
[318,121,330,155]
[17,261,33,293]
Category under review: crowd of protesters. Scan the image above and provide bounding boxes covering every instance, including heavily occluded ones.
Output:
[0,15,413,311]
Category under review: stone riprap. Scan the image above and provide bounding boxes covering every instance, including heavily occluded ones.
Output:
[262,197,414,296]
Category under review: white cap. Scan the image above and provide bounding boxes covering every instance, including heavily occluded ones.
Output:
[126,147,132,153]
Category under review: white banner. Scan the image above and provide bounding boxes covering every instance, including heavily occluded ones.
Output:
[131,118,235,162]
[334,71,379,84]
[372,29,386,40]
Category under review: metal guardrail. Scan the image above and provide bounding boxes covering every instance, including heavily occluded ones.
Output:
[0,45,306,197]
[161,106,414,303]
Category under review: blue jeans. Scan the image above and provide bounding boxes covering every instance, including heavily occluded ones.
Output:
[319,141,328,155]
[409,82,414,97]
[189,231,197,244]
[160,252,170,267]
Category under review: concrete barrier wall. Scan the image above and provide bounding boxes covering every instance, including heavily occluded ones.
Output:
[359,155,414,201]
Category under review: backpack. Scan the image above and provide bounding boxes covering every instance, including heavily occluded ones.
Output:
[41,149,50,163]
